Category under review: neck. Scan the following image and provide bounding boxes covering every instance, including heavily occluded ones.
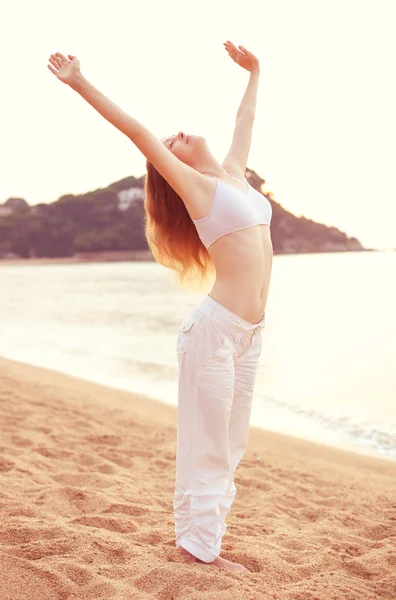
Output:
[197,163,229,179]
[190,151,228,180]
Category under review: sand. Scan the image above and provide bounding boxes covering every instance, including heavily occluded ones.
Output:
[0,356,395,600]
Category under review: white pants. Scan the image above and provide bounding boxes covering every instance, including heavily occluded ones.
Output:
[174,294,265,563]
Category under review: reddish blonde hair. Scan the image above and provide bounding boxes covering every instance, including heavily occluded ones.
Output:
[144,160,216,290]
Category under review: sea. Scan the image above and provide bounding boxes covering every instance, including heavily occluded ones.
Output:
[1,251,395,461]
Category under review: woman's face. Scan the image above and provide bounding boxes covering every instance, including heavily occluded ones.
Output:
[161,132,206,165]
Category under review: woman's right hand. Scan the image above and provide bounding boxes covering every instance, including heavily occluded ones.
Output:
[47,52,81,86]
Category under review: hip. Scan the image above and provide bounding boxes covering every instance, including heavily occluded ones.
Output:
[177,294,265,364]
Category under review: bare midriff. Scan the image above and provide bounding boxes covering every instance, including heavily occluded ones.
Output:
[207,223,273,325]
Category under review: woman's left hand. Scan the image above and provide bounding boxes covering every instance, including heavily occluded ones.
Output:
[223,41,260,74]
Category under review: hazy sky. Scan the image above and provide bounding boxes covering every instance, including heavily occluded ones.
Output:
[1,0,395,250]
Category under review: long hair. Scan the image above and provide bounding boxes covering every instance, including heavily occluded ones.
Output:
[144,160,216,291]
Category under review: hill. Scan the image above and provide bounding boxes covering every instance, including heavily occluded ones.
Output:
[0,169,365,260]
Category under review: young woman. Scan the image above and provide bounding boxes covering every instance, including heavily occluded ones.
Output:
[48,41,273,572]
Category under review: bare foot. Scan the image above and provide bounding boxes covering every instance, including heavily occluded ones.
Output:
[177,547,249,572]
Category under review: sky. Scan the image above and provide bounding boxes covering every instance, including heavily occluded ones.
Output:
[1,0,395,250]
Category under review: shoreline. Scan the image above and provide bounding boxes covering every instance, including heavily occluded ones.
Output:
[1,352,394,464]
[1,354,394,470]
[0,249,155,266]
[1,355,395,598]
[0,247,386,268]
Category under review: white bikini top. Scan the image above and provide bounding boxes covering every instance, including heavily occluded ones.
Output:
[191,173,272,249]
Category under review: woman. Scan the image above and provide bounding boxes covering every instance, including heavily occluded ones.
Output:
[47,41,273,572]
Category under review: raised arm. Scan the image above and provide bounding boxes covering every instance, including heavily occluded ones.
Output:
[47,52,206,204]
[221,42,260,176]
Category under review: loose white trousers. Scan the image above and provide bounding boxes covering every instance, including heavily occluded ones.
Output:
[174,294,265,563]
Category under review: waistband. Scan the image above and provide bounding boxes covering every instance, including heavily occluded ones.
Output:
[197,294,266,336]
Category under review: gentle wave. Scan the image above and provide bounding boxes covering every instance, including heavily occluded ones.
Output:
[255,393,396,460]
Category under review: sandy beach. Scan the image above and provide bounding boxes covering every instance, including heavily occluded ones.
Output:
[0,356,395,600]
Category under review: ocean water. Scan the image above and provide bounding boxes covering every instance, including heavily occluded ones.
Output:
[1,251,395,461]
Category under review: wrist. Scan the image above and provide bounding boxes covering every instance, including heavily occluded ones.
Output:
[250,67,260,77]
[68,72,86,92]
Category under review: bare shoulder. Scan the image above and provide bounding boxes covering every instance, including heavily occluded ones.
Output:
[221,160,246,179]
[131,124,216,220]
[156,161,216,221]
[181,171,216,221]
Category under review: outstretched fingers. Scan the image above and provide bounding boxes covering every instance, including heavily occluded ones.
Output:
[55,52,68,62]
[48,55,60,70]
[223,40,249,65]
[48,52,69,72]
